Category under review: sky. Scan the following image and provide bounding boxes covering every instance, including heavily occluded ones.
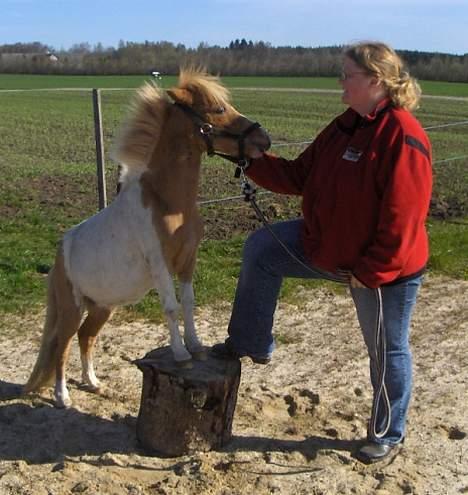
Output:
[2,0,468,55]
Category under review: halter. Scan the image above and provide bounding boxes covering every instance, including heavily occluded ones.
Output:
[174,102,266,177]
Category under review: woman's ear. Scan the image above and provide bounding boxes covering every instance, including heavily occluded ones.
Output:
[167,88,193,106]
[370,74,383,88]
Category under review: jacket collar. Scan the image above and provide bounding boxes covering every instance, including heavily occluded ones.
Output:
[336,98,392,135]
[361,97,392,122]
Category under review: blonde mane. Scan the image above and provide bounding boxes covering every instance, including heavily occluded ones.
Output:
[178,67,231,108]
[112,68,232,176]
[111,82,169,171]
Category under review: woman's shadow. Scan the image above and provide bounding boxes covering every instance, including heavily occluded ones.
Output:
[225,435,361,463]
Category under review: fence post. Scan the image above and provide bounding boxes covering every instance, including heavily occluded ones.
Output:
[92,88,107,210]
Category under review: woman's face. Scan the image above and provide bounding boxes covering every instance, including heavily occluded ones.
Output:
[339,57,381,115]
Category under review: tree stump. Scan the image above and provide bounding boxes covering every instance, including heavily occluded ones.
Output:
[133,346,241,457]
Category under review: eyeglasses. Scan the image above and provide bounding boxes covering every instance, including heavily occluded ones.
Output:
[340,70,369,81]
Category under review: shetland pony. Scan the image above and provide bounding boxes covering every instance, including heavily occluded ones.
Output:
[23,69,271,408]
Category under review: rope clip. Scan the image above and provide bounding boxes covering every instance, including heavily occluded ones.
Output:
[241,181,256,202]
[234,158,248,179]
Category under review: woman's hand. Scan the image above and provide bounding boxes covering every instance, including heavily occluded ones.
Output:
[247,149,264,159]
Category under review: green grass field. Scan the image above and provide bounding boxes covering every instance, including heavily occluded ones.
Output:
[2,74,468,96]
[0,75,466,320]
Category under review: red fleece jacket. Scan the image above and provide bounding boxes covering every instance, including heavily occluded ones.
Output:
[247,100,433,288]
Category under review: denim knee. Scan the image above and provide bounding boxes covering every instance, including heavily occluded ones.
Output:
[242,228,276,268]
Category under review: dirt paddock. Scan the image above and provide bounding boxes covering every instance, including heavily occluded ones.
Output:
[0,275,467,494]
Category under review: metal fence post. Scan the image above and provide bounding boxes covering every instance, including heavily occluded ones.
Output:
[92,88,107,210]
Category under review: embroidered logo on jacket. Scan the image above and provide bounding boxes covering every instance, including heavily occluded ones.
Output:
[342,146,363,162]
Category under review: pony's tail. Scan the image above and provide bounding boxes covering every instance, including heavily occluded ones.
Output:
[23,266,60,393]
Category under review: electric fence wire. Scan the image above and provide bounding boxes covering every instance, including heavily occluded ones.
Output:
[198,119,468,206]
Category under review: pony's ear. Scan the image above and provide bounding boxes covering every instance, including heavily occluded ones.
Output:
[167,88,193,106]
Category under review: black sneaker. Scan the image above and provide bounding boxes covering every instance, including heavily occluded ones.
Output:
[210,342,271,365]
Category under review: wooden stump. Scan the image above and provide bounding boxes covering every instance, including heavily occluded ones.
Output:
[133,346,241,457]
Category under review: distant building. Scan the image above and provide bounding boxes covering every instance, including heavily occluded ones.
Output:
[46,51,59,63]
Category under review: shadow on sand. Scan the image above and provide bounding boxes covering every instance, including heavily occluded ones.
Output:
[1,379,360,466]
[224,434,361,462]
[0,379,138,464]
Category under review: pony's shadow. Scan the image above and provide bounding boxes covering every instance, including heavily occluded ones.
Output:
[0,380,23,401]
[0,380,138,464]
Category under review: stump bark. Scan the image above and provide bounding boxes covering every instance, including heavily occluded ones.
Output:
[134,346,241,457]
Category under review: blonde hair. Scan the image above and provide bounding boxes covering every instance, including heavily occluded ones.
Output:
[345,42,421,111]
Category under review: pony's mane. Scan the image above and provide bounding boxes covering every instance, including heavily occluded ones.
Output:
[112,68,231,174]
[178,67,231,107]
[111,82,169,170]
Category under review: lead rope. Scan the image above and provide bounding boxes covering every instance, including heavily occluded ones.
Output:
[237,163,391,439]
[370,287,392,439]
[237,166,346,281]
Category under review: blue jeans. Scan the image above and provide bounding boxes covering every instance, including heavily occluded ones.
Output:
[227,219,422,445]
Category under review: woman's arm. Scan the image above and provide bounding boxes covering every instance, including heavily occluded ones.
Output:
[245,119,338,195]
[245,143,318,195]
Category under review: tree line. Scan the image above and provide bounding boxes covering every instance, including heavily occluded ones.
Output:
[1,40,467,82]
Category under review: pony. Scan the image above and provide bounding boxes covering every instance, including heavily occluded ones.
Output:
[23,68,271,408]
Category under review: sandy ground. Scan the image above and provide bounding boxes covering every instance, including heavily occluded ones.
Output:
[0,274,467,495]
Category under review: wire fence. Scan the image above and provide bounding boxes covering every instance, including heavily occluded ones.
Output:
[198,120,468,207]
[1,86,466,212]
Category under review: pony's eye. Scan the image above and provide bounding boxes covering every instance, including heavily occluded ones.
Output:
[214,106,225,114]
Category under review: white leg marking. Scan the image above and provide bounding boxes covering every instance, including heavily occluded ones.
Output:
[180,281,204,354]
[54,378,71,409]
[81,354,101,391]
[154,269,191,363]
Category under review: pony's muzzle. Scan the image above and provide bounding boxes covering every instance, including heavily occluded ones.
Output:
[246,126,271,153]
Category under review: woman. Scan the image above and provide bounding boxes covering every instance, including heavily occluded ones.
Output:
[212,41,432,463]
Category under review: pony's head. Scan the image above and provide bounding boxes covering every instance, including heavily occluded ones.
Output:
[167,68,271,161]
[112,68,270,174]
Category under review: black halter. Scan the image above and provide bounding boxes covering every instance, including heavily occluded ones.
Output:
[174,102,265,176]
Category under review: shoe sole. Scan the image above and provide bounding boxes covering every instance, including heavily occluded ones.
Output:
[250,356,271,365]
[210,346,270,365]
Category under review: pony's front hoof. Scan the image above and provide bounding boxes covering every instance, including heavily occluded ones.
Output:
[174,359,193,369]
[190,348,208,361]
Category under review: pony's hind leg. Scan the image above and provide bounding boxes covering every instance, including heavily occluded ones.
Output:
[179,280,206,360]
[78,300,113,392]
[54,313,81,408]
[52,250,83,408]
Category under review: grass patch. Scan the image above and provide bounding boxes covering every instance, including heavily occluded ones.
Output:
[427,219,468,278]
[1,218,464,318]
[0,221,57,313]
[0,74,160,90]
[1,74,468,97]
